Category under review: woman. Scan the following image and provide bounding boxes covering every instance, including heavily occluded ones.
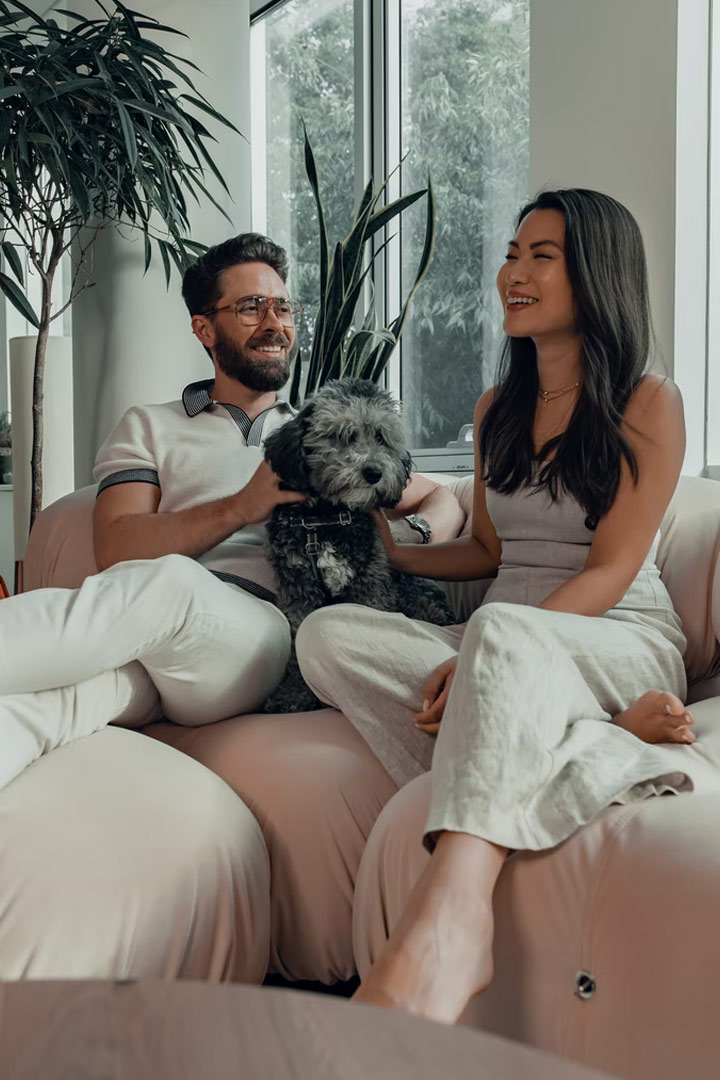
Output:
[294,188,697,1022]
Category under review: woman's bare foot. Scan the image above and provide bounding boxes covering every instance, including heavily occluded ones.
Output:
[353,833,505,1024]
[612,691,695,744]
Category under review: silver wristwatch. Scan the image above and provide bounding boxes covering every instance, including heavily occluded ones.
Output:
[404,513,432,544]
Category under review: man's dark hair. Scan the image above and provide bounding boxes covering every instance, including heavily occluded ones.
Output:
[181,232,289,316]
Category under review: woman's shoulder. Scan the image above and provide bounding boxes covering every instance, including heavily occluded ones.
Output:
[474,386,498,428]
[626,373,684,431]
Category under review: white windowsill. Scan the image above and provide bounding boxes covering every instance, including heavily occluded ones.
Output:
[412,449,474,475]
[0,484,11,491]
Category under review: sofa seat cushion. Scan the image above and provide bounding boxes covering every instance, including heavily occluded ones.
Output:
[0,726,270,981]
[145,708,398,984]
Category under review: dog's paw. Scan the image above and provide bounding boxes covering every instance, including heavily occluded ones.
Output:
[395,576,456,625]
[263,688,325,714]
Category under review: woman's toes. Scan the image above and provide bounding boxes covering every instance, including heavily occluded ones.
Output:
[665,718,695,743]
[659,692,686,718]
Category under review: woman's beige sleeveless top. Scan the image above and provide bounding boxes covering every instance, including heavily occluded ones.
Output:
[483,476,676,622]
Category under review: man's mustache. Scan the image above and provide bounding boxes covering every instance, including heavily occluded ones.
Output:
[248,332,291,348]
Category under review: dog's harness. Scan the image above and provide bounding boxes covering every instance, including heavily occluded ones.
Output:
[299,510,354,556]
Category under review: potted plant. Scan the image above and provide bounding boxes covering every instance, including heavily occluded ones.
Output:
[290,125,434,404]
[0,0,239,530]
[0,412,11,484]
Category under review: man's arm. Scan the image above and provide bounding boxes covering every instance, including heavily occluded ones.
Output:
[94,461,304,571]
[386,473,466,543]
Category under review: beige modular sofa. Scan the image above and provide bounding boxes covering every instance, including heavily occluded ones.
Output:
[12,473,720,1080]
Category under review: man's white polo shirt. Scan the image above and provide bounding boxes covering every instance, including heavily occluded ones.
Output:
[93,379,297,602]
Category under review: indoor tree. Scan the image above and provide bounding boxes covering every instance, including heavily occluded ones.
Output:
[0,0,239,529]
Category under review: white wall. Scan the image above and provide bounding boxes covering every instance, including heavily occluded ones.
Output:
[70,0,252,485]
[530,0,678,365]
[529,0,708,475]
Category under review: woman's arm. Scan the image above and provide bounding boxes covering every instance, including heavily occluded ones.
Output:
[540,375,685,617]
[376,391,502,581]
[386,472,467,542]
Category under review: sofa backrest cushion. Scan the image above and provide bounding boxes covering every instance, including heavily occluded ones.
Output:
[23,473,720,683]
[655,476,720,682]
[24,485,97,591]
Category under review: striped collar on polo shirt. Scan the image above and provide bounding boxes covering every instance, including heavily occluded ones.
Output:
[182,379,296,446]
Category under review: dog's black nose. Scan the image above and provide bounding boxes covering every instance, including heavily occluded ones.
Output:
[362,464,383,485]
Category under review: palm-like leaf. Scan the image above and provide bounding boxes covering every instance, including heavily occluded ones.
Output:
[0,0,240,307]
[0,0,242,529]
[292,128,435,404]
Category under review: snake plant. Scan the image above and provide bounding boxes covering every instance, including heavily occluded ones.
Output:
[291,123,435,404]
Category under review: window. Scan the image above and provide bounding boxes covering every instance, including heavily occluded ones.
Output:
[398,0,529,458]
[251,0,357,362]
[251,0,530,468]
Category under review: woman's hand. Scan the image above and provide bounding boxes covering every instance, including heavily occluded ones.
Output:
[413,657,458,735]
[371,509,400,565]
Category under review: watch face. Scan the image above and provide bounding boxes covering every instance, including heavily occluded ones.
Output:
[405,514,432,543]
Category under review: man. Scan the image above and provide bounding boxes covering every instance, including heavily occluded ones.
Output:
[0,233,464,792]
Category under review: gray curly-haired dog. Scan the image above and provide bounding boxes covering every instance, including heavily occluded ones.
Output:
[262,378,456,713]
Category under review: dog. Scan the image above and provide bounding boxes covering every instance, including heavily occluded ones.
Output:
[262,378,456,712]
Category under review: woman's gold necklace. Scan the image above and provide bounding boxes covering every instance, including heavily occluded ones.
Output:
[538,380,581,408]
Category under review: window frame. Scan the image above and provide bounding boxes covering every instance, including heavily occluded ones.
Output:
[250,0,530,475]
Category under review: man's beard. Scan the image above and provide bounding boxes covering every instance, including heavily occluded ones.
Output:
[214,327,297,392]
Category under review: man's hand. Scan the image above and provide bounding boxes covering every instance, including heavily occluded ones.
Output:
[413,657,457,735]
[94,461,305,571]
[237,460,306,525]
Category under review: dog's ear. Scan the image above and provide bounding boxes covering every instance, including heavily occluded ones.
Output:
[381,449,414,509]
[264,410,312,492]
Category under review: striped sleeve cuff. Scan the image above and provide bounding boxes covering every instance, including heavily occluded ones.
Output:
[97,468,160,496]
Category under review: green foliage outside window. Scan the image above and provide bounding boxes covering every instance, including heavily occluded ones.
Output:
[262,0,529,448]
[401,0,530,447]
[0,412,10,450]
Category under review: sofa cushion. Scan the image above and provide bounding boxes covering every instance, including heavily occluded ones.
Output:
[658,476,720,682]
[24,485,97,590]
[0,726,270,981]
[146,708,398,984]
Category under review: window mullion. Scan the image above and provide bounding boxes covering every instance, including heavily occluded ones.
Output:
[250,19,268,235]
[354,0,372,206]
[368,0,387,355]
[382,0,401,401]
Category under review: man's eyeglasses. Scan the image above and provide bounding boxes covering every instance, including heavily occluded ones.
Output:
[202,295,303,327]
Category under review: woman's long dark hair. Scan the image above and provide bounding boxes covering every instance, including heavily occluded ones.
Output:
[479,188,651,529]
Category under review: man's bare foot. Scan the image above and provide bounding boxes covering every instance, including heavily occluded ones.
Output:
[612,691,695,744]
[353,833,504,1024]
